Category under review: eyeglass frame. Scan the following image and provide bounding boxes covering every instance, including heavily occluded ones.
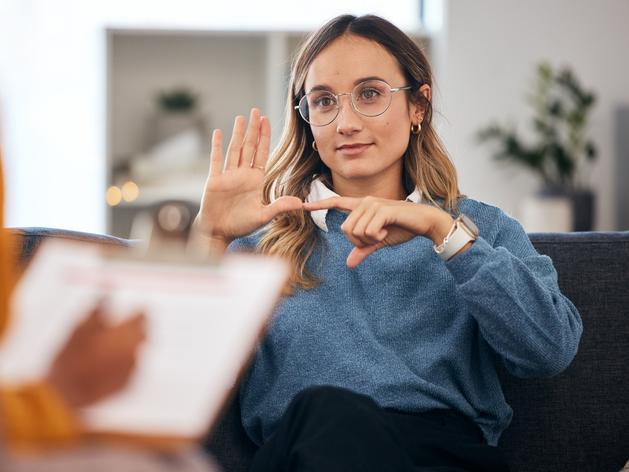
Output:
[294,79,415,127]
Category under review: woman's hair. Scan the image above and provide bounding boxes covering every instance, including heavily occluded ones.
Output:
[258,14,461,290]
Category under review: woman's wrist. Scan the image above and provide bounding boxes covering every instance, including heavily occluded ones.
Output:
[208,235,232,254]
[426,209,475,260]
[193,215,233,242]
[426,209,455,246]
[192,215,233,254]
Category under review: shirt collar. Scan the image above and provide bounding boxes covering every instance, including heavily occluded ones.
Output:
[305,178,422,232]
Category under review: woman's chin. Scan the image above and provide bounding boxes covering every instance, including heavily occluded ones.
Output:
[333,160,398,182]
[333,165,380,181]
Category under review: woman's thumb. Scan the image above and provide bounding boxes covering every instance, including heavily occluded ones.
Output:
[263,196,303,220]
[346,244,381,269]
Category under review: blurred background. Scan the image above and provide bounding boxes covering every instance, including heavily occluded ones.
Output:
[0,0,627,237]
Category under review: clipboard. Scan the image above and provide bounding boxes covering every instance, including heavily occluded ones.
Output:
[0,237,288,447]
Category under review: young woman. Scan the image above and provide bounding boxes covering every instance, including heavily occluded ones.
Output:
[195,14,582,472]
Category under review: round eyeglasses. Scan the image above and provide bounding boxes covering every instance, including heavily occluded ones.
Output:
[295,79,413,127]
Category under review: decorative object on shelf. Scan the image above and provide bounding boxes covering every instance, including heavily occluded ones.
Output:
[157,88,198,112]
[477,62,598,231]
[148,86,208,149]
[111,86,210,215]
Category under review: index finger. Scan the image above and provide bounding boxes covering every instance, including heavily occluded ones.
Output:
[77,300,108,332]
[113,312,146,339]
[303,196,360,212]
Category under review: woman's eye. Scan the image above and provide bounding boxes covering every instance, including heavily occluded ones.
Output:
[314,96,335,108]
[360,88,381,100]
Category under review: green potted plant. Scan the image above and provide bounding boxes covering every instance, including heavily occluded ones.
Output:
[477,62,597,230]
[148,87,206,147]
[157,88,198,112]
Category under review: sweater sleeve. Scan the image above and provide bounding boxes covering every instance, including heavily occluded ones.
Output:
[444,210,583,378]
[0,381,81,450]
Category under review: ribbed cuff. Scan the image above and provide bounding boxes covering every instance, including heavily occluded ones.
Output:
[444,237,498,285]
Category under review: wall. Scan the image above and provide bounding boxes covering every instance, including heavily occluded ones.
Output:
[437,0,629,230]
[0,2,107,232]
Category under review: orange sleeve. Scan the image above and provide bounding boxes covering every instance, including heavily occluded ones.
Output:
[0,381,82,450]
[0,157,82,450]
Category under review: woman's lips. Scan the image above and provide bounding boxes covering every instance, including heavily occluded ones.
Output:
[336,143,373,156]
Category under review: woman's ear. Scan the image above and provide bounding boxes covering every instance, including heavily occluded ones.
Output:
[410,84,432,124]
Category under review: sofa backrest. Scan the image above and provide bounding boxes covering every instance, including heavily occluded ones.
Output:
[500,231,629,472]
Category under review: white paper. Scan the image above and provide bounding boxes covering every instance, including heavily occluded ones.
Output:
[0,240,288,438]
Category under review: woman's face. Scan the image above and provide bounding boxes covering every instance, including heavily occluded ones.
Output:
[304,34,422,189]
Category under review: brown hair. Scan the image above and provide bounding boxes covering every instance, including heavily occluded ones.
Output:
[259,14,460,290]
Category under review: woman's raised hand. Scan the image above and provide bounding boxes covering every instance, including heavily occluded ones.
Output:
[196,108,303,244]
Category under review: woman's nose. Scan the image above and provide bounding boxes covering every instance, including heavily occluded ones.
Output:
[335,95,362,135]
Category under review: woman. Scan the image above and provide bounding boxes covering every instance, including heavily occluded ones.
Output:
[0,161,146,450]
[196,14,582,471]
[0,155,215,471]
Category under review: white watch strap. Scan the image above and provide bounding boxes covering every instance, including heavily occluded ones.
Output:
[434,221,475,261]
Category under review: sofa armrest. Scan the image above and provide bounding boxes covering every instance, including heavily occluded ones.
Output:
[11,227,132,267]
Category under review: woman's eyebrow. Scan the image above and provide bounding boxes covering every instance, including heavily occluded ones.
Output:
[307,76,389,93]
[308,84,334,93]
[353,76,387,85]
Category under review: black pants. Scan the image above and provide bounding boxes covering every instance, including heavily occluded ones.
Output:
[250,386,510,472]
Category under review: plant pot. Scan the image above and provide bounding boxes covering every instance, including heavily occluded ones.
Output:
[147,111,207,149]
[521,186,596,232]
[571,189,595,231]
[520,193,573,232]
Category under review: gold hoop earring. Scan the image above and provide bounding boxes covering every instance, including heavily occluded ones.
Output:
[411,123,421,135]
[312,141,318,152]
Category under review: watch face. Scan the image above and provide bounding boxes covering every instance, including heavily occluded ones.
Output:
[460,214,480,237]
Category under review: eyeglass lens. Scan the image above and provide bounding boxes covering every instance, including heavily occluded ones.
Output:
[299,80,395,126]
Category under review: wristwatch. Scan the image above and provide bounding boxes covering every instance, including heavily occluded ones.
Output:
[433,214,479,261]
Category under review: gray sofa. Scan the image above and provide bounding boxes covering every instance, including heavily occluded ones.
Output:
[13,228,629,472]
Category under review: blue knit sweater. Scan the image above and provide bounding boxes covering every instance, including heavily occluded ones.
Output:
[229,198,582,447]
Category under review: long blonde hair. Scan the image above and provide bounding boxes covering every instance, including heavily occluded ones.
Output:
[259,14,461,290]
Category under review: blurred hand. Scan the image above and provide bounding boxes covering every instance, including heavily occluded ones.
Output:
[195,108,303,244]
[47,303,146,409]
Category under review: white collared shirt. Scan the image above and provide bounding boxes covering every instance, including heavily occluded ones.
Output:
[305,178,422,232]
